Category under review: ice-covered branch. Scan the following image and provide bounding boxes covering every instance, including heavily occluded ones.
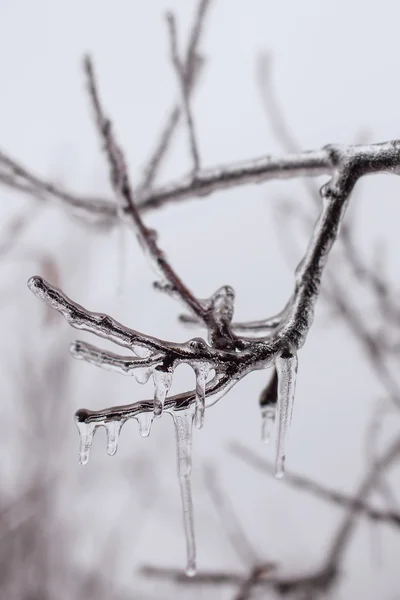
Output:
[85,56,237,351]
[179,310,286,338]
[27,275,241,369]
[28,131,400,464]
[0,149,116,226]
[23,11,400,578]
[142,431,400,596]
[27,131,400,575]
[70,341,164,376]
[3,140,400,225]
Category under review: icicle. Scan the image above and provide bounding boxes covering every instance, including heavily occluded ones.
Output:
[105,420,123,456]
[134,412,154,437]
[275,352,298,479]
[134,367,152,385]
[75,420,97,465]
[261,405,276,444]
[169,405,197,577]
[153,367,173,417]
[194,364,210,429]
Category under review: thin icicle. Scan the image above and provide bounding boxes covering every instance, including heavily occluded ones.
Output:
[153,367,173,417]
[105,420,123,455]
[134,412,154,437]
[275,352,298,479]
[261,405,276,444]
[169,405,197,577]
[194,364,210,429]
[75,420,97,465]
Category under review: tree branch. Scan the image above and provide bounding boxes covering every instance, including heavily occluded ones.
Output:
[139,0,211,191]
[83,56,214,333]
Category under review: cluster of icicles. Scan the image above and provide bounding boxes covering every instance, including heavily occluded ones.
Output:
[75,351,298,576]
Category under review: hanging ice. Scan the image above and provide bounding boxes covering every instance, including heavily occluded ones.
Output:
[75,420,97,465]
[134,412,154,437]
[169,405,197,576]
[274,352,298,479]
[132,345,153,384]
[105,420,123,455]
[134,367,152,385]
[153,367,173,417]
[194,364,210,429]
[261,405,276,444]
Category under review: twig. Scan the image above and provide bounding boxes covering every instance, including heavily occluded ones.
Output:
[233,563,276,600]
[324,275,400,407]
[0,202,42,259]
[84,56,211,331]
[166,11,201,173]
[139,0,212,190]
[139,58,203,192]
[321,436,400,580]
[204,465,260,567]
[139,565,243,586]
[0,150,115,225]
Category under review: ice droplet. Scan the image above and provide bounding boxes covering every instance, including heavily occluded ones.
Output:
[194,364,210,429]
[261,405,275,444]
[106,420,123,455]
[153,367,173,417]
[275,352,298,478]
[75,420,97,465]
[134,367,152,385]
[132,346,153,383]
[135,412,154,437]
[169,405,197,576]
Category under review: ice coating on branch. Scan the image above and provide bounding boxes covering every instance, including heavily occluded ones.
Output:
[132,345,152,358]
[134,412,154,437]
[132,345,153,383]
[194,364,211,429]
[106,420,123,455]
[169,405,196,576]
[210,285,235,326]
[275,353,298,478]
[261,405,276,444]
[75,420,97,465]
[153,367,173,417]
